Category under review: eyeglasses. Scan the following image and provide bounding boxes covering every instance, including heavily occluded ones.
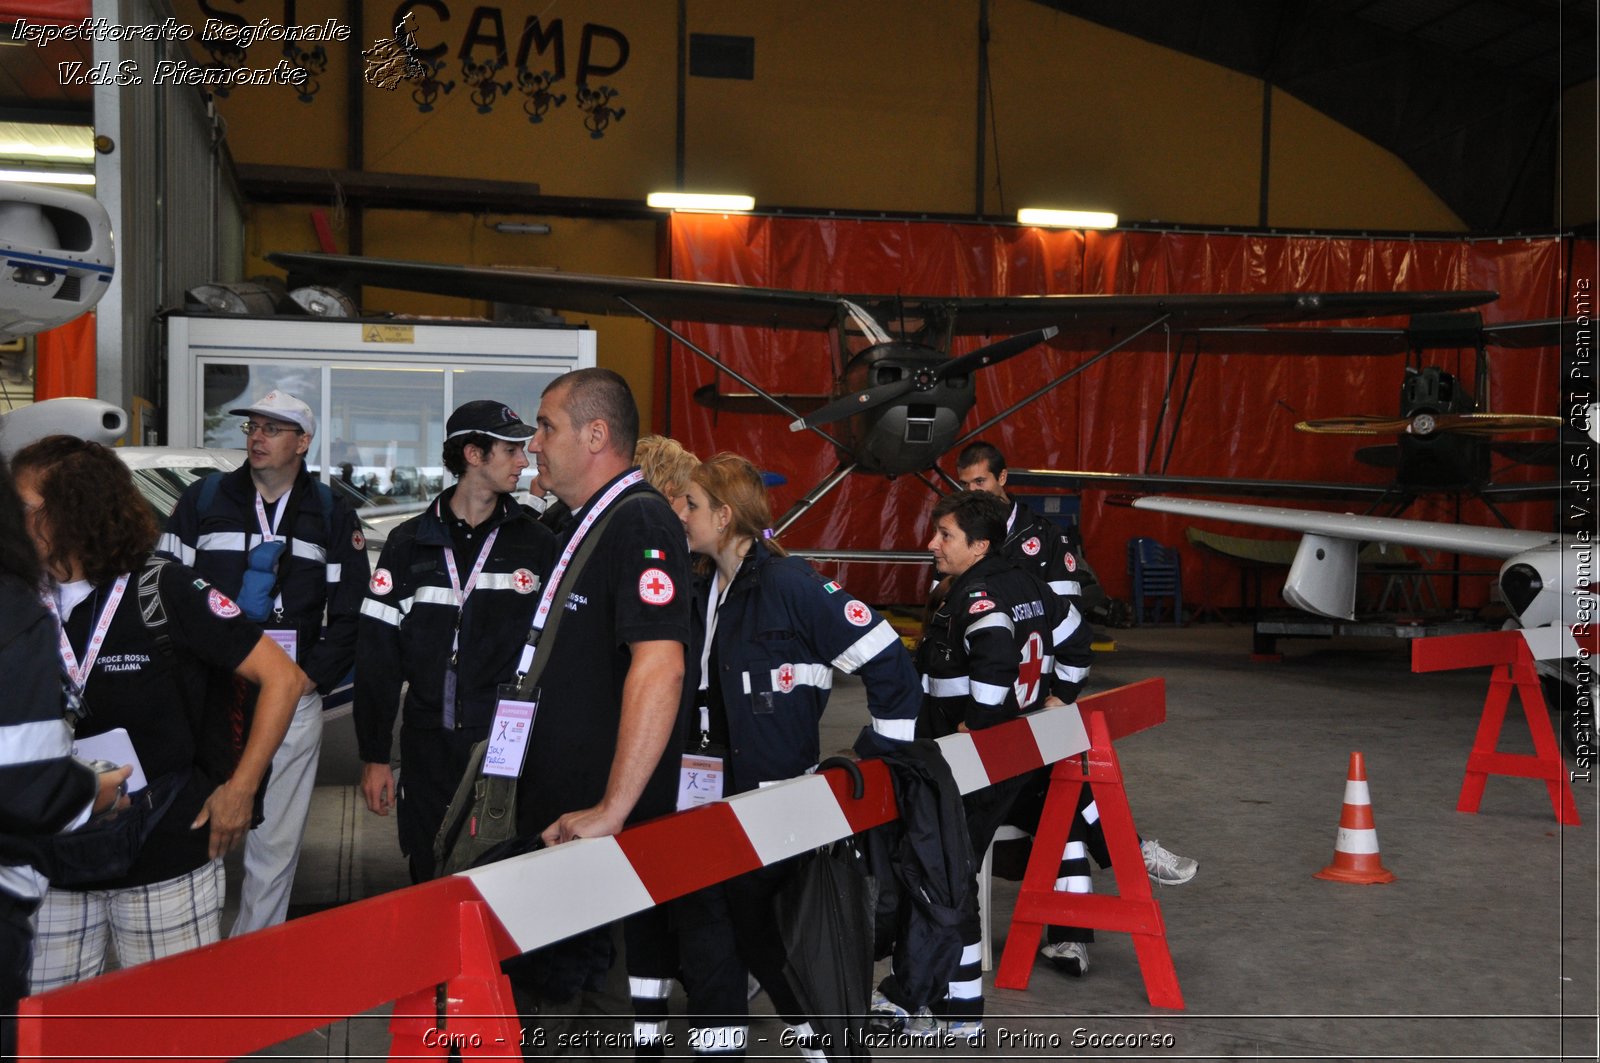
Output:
[240,421,303,439]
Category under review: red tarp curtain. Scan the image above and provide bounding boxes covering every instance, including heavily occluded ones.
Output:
[0,1,89,24]
[32,312,95,401]
[662,214,1586,608]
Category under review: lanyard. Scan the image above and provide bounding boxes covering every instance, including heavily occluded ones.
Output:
[442,523,500,661]
[253,492,289,542]
[44,574,129,692]
[516,469,644,676]
[696,570,732,747]
[698,571,727,693]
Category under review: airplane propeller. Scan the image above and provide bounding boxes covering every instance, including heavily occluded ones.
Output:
[1297,412,1564,437]
[789,326,1059,432]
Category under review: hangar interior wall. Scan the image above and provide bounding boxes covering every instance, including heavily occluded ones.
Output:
[170,0,1559,414]
[661,213,1589,606]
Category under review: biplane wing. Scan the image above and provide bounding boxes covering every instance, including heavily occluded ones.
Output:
[268,251,1495,335]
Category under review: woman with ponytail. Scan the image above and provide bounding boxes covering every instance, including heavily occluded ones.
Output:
[674,452,919,1059]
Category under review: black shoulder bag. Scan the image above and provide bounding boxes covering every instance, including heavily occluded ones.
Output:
[433,493,651,875]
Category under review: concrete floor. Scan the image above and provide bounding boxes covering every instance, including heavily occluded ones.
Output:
[218,624,1595,1061]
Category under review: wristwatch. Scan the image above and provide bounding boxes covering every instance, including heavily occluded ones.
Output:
[88,759,127,811]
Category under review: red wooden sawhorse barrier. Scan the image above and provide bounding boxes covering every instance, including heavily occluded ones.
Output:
[20,684,1179,1061]
[1412,629,1580,827]
[994,680,1183,1008]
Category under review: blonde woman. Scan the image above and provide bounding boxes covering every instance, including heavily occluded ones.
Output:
[678,452,918,1058]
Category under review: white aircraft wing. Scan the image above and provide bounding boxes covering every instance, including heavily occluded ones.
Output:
[1130,497,1559,620]
[1131,497,1555,559]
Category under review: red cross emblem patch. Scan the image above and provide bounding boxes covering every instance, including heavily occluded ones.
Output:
[511,568,536,594]
[208,589,241,619]
[352,529,365,551]
[776,663,796,693]
[1014,630,1045,707]
[1022,536,1041,556]
[1064,551,1077,572]
[370,568,393,596]
[969,598,996,615]
[844,600,872,627]
[639,567,675,605]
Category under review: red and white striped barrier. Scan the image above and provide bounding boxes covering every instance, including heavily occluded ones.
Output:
[463,696,1090,955]
[18,679,1162,1063]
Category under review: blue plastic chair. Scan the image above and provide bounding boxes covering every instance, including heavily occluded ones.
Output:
[1127,537,1183,625]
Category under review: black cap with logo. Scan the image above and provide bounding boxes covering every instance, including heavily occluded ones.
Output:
[446,400,535,441]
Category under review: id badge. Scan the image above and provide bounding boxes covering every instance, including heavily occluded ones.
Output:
[484,684,538,779]
[677,752,725,810]
[265,628,298,663]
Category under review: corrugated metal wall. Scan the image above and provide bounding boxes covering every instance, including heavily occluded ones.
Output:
[92,0,243,443]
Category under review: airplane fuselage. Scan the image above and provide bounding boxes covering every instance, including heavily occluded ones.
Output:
[835,341,977,475]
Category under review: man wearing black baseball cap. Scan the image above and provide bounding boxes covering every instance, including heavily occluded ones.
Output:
[354,399,554,882]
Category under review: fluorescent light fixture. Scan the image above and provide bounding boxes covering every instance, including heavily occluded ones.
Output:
[492,222,551,234]
[646,191,755,212]
[0,122,95,162]
[1017,207,1118,229]
[0,140,93,161]
[0,169,94,186]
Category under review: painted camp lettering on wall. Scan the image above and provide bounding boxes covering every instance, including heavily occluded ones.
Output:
[394,1,629,131]
[188,0,630,134]
[194,0,340,102]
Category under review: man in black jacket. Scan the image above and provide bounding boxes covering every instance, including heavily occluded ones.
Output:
[354,400,554,883]
[162,390,370,935]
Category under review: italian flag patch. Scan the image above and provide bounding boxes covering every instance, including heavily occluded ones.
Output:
[823,580,842,594]
[644,549,666,559]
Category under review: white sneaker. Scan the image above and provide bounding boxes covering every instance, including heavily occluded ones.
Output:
[1040,939,1090,976]
[1141,838,1198,885]
[866,990,908,1035]
[901,1008,942,1040]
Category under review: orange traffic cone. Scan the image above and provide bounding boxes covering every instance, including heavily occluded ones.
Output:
[1314,752,1396,884]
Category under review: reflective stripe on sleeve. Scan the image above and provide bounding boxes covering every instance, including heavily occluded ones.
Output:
[970,679,1009,706]
[414,586,460,608]
[0,718,73,765]
[289,540,326,564]
[1056,662,1090,683]
[1053,610,1083,644]
[360,597,404,627]
[964,612,1014,645]
[156,532,194,565]
[924,675,970,697]
[325,563,342,584]
[871,716,916,740]
[831,619,898,673]
[1049,579,1081,598]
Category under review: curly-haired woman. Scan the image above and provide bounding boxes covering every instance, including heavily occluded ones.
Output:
[11,436,299,990]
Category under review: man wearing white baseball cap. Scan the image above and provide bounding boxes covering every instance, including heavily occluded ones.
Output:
[160,389,370,935]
